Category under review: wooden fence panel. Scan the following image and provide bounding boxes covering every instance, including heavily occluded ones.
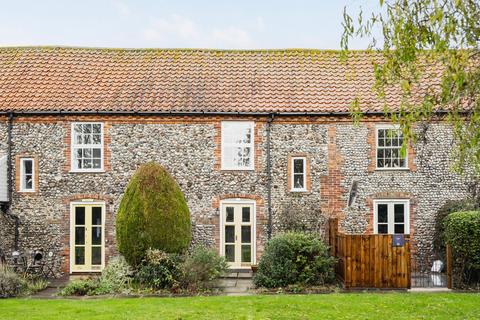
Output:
[329,219,411,289]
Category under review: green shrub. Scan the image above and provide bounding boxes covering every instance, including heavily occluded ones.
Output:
[444,211,480,287]
[434,198,480,257]
[135,249,182,290]
[0,266,25,298]
[253,232,336,288]
[59,279,99,296]
[116,162,192,266]
[180,246,228,291]
[94,256,133,295]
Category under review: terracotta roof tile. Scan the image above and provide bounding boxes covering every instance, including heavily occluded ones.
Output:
[0,46,407,114]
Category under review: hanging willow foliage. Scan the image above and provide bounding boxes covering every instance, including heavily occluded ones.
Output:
[341,0,480,176]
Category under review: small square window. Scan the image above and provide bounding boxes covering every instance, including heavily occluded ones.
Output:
[71,123,104,172]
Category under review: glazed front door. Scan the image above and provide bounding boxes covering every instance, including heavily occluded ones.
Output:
[222,203,254,268]
[71,204,104,272]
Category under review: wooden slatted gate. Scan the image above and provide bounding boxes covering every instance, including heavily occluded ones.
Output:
[329,218,411,289]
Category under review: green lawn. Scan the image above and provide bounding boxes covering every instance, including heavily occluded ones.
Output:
[1,293,479,319]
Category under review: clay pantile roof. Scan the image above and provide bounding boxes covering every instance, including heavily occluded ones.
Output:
[0,46,405,114]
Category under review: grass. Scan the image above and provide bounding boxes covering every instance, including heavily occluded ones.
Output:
[1,293,479,319]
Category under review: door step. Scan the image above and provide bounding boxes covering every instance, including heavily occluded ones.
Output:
[225,271,253,279]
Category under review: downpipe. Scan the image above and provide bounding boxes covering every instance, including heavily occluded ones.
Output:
[266,113,275,240]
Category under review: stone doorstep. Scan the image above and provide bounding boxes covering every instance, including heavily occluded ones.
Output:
[225,272,254,279]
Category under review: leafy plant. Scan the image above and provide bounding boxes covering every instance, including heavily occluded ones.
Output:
[116,162,192,266]
[0,266,24,298]
[253,232,336,288]
[135,249,182,290]
[94,256,133,295]
[342,0,480,176]
[433,198,480,258]
[59,279,99,296]
[180,246,228,291]
[444,211,480,288]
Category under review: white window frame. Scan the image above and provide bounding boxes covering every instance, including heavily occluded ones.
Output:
[19,157,35,192]
[221,121,255,171]
[71,122,104,173]
[375,124,408,170]
[291,157,307,192]
[373,199,410,235]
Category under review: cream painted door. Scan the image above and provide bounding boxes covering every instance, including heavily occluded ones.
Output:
[223,203,254,268]
[72,204,104,272]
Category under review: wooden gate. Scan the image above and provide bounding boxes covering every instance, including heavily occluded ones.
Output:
[329,219,411,289]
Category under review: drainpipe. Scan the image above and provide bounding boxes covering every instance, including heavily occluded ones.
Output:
[266,113,275,240]
[2,112,20,251]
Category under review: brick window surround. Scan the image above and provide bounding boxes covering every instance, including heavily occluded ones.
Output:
[15,155,39,195]
[367,123,416,172]
[64,122,111,173]
[214,121,263,172]
[287,154,311,193]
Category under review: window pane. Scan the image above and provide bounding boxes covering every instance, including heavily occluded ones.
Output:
[83,124,92,134]
[294,174,304,189]
[75,227,85,245]
[293,159,304,173]
[226,207,234,222]
[92,124,101,133]
[93,159,101,169]
[92,134,101,144]
[74,124,82,133]
[83,159,92,169]
[225,226,235,243]
[394,224,405,234]
[225,245,235,262]
[83,148,92,158]
[25,174,33,190]
[84,135,92,144]
[92,227,102,245]
[23,160,33,174]
[92,148,101,158]
[394,204,405,222]
[92,207,102,225]
[241,226,251,243]
[76,159,83,169]
[240,147,251,167]
[76,148,83,158]
[377,204,388,223]
[242,207,250,222]
[91,247,102,265]
[378,224,388,234]
[241,245,251,263]
[75,207,85,225]
[75,247,85,265]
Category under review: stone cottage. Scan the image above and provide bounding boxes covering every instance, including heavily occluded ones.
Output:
[0,47,472,275]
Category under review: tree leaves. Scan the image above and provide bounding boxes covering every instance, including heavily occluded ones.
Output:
[342,0,480,176]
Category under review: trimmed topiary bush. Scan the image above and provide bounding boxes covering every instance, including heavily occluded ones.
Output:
[116,162,192,266]
[253,232,336,288]
[444,211,480,288]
